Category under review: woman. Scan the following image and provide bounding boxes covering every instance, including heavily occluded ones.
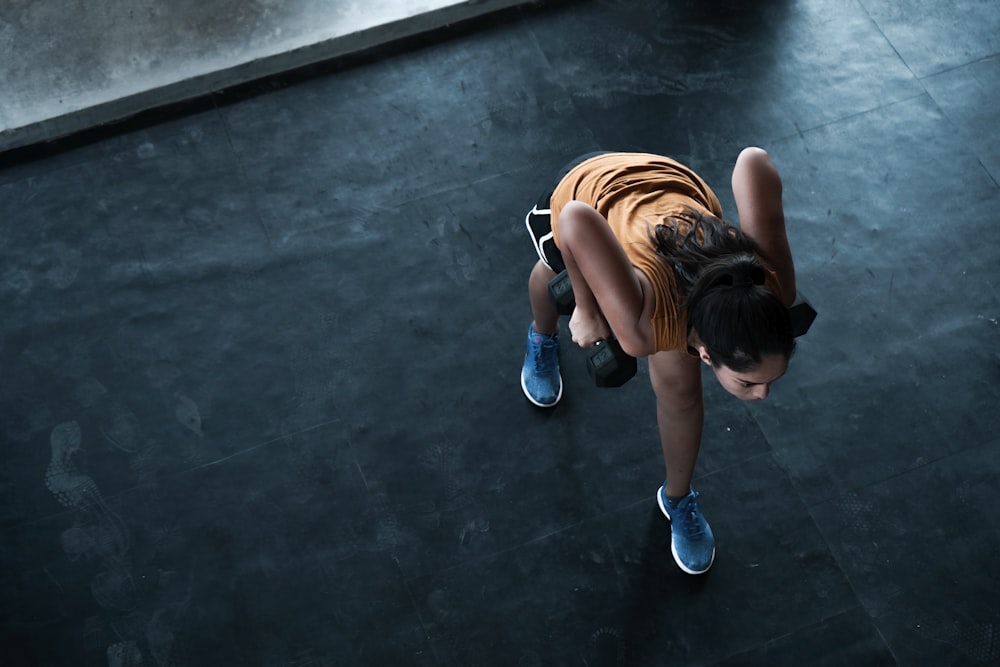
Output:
[520,148,797,575]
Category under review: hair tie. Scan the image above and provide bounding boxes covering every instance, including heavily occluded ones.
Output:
[716,266,765,289]
[730,272,755,288]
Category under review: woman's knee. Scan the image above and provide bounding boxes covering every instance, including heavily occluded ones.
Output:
[529,259,556,292]
[652,375,702,410]
[648,354,702,408]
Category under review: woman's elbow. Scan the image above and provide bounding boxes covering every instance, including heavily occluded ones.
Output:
[616,329,655,359]
[558,201,602,237]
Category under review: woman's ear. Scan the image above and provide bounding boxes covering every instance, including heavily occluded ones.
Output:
[688,330,714,366]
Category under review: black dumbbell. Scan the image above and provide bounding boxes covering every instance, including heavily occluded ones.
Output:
[587,340,638,387]
[547,270,638,387]
[548,269,576,316]
[789,293,817,337]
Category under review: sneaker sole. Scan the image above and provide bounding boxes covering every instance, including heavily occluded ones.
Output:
[520,366,563,407]
[656,486,715,575]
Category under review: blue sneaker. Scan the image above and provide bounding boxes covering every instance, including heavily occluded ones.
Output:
[520,324,562,407]
[657,485,716,574]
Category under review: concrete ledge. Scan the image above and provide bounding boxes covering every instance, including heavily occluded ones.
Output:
[0,0,532,155]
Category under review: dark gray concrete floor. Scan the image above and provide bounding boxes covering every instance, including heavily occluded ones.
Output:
[2,1,999,665]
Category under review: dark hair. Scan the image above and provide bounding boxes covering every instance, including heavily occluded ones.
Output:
[652,208,794,371]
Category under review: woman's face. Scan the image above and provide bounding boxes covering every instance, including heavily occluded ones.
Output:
[704,352,789,401]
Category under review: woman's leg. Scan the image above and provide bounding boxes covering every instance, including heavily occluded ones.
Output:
[731,147,796,305]
[522,259,563,406]
[528,259,559,335]
[648,350,704,495]
[648,348,715,574]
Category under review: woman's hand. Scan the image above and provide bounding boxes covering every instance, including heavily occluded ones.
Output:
[569,306,612,348]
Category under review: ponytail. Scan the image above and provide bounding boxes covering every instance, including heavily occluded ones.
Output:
[652,208,794,371]
[686,255,794,371]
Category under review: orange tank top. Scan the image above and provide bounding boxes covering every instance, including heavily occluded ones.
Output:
[549,153,724,353]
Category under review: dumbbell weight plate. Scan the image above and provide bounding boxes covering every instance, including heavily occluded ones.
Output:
[587,339,638,387]
[789,294,817,337]
[548,270,576,316]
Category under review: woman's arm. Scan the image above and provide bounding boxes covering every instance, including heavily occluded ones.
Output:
[558,201,655,357]
[731,147,797,306]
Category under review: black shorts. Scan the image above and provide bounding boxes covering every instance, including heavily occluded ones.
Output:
[524,151,612,274]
